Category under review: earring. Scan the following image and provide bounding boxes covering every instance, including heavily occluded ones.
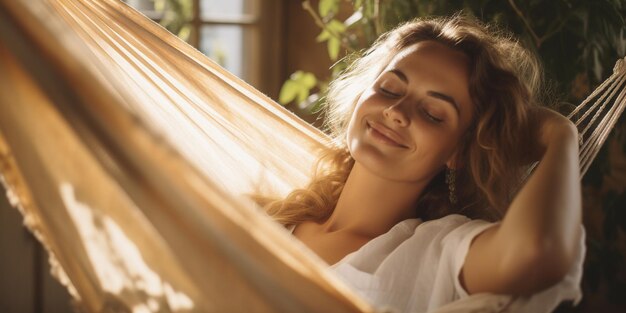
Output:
[445,167,457,205]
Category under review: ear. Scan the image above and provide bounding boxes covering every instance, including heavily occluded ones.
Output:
[445,153,459,170]
[445,148,464,170]
[447,131,472,169]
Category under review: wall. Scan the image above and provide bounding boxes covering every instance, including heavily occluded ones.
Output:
[0,186,72,313]
[281,0,335,128]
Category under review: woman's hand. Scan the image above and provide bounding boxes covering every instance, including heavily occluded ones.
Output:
[527,106,579,162]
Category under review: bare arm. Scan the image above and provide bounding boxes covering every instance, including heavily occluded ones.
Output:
[461,107,583,295]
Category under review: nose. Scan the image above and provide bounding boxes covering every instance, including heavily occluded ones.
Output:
[383,102,410,127]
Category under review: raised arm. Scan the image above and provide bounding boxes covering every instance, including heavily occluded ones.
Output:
[461,107,583,296]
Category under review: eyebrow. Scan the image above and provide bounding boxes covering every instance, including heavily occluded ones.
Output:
[388,69,461,117]
[389,69,409,83]
[427,91,460,116]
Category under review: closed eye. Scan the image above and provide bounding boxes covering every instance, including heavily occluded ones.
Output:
[380,87,402,97]
[422,107,444,123]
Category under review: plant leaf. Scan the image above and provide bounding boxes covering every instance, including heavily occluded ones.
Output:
[328,38,341,60]
[154,0,165,12]
[177,24,191,41]
[296,88,309,104]
[319,0,340,18]
[279,72,317,105]
[353,0,364,11]
[316,20,345,50]
[279,80,299,104]
[316,29,331,42]
[327,19,347,33]
[298,72,317,89]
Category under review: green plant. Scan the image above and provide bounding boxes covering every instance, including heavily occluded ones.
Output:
[155,0,193,40]
[280,0,625,110]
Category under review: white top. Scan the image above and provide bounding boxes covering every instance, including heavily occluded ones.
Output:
[291,214,586,313]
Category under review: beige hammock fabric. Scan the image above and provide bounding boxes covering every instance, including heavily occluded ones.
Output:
[0,0,624,312]
[0,0,365,312]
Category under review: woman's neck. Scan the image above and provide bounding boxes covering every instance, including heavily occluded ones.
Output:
[319,162,430,238]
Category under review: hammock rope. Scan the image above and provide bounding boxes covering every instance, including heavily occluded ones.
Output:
[572,59,626,175]
[0,0,624,312]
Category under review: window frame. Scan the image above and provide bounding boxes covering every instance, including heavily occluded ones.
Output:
[126,0,283,97]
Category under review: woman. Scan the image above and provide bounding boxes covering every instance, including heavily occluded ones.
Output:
[258,14,585,312]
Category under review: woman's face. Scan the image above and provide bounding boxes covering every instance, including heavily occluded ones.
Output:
[346,40,475,183]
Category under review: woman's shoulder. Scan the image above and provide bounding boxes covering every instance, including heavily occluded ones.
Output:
[338,214,494,266]
[323,214,494,256]
[420,213,474,225]
[413,213,496,237]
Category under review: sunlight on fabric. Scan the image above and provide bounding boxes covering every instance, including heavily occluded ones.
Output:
[56,0,315,198]
[60,183,193,311]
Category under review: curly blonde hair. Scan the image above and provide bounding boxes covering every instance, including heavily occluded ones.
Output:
[257,14,542,227]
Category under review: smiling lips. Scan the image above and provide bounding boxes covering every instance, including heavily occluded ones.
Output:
[367,121,408,148]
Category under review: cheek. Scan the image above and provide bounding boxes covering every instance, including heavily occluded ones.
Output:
[345,97,372,137]
[345,112,364,154]
[410,130,459,165]
[354,89,385,112]
[346,120,368,154]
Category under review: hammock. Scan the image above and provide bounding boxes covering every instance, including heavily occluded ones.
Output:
[0,0,623,312]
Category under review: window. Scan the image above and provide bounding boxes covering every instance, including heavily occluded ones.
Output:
[124,0,282,96]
